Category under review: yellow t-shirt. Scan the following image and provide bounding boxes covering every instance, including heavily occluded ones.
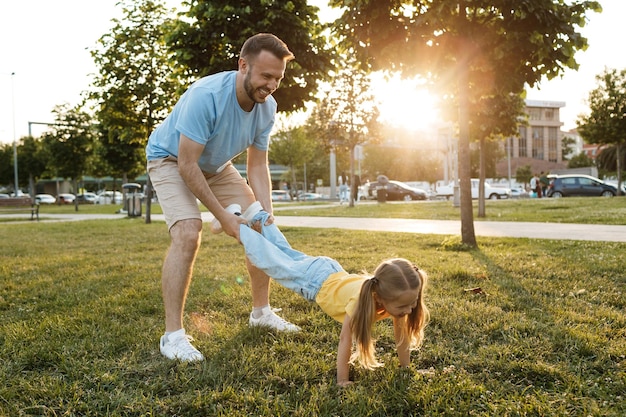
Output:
[315,270,390,323]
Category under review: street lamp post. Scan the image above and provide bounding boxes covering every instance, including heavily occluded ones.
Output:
[11,72,19,195]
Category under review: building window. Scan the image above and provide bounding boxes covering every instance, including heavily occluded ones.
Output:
[519,126,527,157]
[528,108,541,120]
[548,127,558,162]
[544,109,555,121]
[532,127,544,159]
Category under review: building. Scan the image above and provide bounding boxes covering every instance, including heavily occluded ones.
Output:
[497,100,568,177]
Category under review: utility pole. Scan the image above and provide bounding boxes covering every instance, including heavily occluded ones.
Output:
[11,72,18,195]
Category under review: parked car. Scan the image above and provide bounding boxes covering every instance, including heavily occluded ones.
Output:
[271,190,290,201]
[35,194,56,204]
[58,193,76,204]
[436,179,511,200]
[0,193,9,199]
[299,192,323,201]
[369,180,428,201]
[510,187,529,199]
[75,192,98,204]
[95,191,123,205]
[547,174,617,198]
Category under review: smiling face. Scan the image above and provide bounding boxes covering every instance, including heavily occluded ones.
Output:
[237,50,286,110]
[377,287,421,318]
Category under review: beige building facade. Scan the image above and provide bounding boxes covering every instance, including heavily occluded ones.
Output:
[499,100,568,176]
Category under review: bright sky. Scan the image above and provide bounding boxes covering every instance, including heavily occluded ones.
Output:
[0,0,624,144]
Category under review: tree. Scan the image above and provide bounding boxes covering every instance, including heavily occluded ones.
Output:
[561,135,577,160]
[39,104,97,211]
[17,136,48,201]
[567,151,595,169]
[331,0,601,246]
[270,126,318,199]
[166,0,336,112]
[515,165,532,188]
[0,143,13,188]
[91,0,180,220]
[309,57,381,206]
[577,68,626,195]
[596,145,626,175]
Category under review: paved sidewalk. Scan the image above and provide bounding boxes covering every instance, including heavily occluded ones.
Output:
[3,211,625,243]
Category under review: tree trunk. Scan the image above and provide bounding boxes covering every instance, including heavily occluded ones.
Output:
[617,142,623,196]
[291,165,298,201]
[457,16,477,247]
[73,178,79,212]
[145,175,152,224]
[478,137,486,218]
[349,145,355,207]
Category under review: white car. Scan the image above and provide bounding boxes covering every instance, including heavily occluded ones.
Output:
[58,193,76,204]
[96,191,123,205]
[35,194,56,204]
[299,193,323,201]
[76,192,98,204]
[436,179,511,200]
[271,190,290,201]
[510,187,529,199]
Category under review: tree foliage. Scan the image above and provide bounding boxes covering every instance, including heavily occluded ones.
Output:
[39,104,97,209]
[270,126,318,198]
[561,135,577,160]
[91,0,180,181]
[330,0,601,245]
[308,57,381,206]
[515,164,532,186]
[166,0,337,112]
[577,68,626,195]
[567,151,595,169]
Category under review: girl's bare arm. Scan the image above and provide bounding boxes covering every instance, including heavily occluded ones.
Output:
[393,316,411,367]
[336,314,353,386]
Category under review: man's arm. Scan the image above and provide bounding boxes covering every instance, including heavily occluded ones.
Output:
[246,146,273,220]
[178,134,246,239]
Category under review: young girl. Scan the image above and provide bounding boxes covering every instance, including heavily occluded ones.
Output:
[237,205,430,386]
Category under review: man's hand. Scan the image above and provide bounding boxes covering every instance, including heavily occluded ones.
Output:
[220,213,248,242]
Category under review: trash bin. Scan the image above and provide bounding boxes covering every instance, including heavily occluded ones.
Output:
[376,184,387,203]
[122,183,142,217]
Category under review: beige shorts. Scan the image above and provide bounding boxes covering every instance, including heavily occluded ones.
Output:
[147,156,255,230]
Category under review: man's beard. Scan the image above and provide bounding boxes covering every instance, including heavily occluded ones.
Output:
[243,71,268,104]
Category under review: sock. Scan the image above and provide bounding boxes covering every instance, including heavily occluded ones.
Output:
[252,305,270,319]
[164,328,185,341]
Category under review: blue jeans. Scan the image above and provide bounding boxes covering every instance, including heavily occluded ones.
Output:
[239,211,344,301]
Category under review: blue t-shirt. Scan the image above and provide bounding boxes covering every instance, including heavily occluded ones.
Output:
[146,71,275,173]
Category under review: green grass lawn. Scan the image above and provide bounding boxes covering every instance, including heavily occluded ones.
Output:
[22,195,626,226]
[273,196,626,225]
[0,216,624,416]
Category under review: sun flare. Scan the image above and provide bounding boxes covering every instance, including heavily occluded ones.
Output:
[370,73,441,132]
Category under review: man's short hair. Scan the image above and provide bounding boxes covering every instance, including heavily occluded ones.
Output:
[240,33,295,63]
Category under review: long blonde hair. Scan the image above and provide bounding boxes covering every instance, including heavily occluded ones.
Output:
[349,258,430,369]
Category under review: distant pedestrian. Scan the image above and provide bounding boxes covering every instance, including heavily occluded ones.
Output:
[539,172,549,197]
[530,174,540,198]
[339,172,348,204]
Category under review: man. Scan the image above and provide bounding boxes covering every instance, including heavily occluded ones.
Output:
[146,33,299,362]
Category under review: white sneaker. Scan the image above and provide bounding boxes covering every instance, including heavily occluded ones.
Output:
[249,306,301,332]
[210,203,242,234]
[241,201,263,223]
[159,329,205,362]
